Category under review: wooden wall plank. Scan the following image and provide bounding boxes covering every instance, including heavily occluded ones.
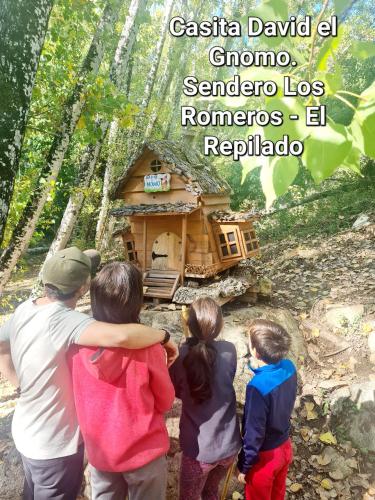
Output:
[124,190,195,205]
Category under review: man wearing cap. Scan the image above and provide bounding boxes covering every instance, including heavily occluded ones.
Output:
[0,247,177,500]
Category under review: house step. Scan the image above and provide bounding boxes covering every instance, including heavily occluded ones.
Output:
[143,270,180,299]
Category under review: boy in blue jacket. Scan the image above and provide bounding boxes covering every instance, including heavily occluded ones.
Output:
[237,319,297,500]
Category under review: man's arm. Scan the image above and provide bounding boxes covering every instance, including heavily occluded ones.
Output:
[0,341,19,388]
[77,321,178,366]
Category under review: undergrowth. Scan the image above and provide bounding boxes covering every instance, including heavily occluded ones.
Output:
[256,183,375,244]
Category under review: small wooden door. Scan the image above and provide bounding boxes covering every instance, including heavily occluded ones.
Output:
[152,232,182,270]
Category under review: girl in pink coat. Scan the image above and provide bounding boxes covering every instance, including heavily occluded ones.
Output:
[71,262,174,500]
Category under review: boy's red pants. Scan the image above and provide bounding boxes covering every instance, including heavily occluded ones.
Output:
[245,439,293,500]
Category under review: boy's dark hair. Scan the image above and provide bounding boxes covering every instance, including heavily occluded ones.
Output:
[44,284,78,302]
[249,319,291,364]
[90,261,143,324]
[183,297,223,404]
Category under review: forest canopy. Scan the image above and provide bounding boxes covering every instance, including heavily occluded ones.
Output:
[0,0,374,293]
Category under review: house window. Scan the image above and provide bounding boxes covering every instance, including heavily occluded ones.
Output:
[215,228,242,260]
[242,229,259,254]
[122,234,138,262]
[150,159,162,172]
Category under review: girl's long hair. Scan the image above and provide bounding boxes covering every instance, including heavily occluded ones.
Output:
[183,297,223,404]
[90,261,143,324]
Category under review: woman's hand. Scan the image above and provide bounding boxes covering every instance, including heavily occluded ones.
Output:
[163,339,178,367]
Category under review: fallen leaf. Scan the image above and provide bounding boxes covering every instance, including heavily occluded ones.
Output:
[290,483,303,492]
[305,401,319,420]
[300,427,310,442]
[362,323,373,334]
[328,470,344,480]
[317,453,332,466]
[312,327,320,337]
[319,432,337,445]
[321,478,333,490]
[346,458,358,469]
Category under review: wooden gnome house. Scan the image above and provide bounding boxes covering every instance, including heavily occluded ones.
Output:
[111,140,260,300]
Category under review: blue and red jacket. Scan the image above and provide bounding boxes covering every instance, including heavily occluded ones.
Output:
[238,359,297,474]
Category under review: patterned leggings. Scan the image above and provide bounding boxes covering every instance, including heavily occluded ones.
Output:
[179,453,236,500]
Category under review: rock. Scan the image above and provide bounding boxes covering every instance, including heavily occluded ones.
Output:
[325,303,365,329]
[349,381,375,407]
[330,386,351,412]
[258,277,273,297]
[141,305,306,405]
[352,213,371,230]
[173,277,249,304]
[221,306,306,402]
[331,381,375,452]
[140,310,184,344]
[230,306,307,365]
[348,404,375,453]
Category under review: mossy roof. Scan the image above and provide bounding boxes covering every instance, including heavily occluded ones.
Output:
[112,140,231,198]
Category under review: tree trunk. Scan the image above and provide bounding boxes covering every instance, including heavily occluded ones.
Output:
[0,0,122,293]
[95,120,119,251]
[36,0,143,280]
[30,121,109,298]
[48,122,109,255]
[0,0,54,246]
[140,0,174,110]
[96,0,170,252]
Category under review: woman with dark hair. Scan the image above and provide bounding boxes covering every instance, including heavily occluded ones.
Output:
[70,262,175,500]
[169,297,241,500]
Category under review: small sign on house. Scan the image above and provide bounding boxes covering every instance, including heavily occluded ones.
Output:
[144,173,171,193]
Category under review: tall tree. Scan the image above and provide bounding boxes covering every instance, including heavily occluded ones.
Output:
[95,0,174,251]
[0,0,54,246]
[0,0,123,293]
[40,0,144,265]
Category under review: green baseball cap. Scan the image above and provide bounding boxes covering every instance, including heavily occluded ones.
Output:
[42,247,92,294]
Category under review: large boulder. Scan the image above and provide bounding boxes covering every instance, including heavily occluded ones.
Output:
[140,310,184,344]
[331,380,375,453]
[173,277,249,305]
[141,305,306,405]
[221,306,306,403]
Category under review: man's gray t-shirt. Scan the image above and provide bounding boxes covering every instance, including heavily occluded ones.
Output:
[0,299,94,459]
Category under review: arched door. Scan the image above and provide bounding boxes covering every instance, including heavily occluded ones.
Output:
[152,232,182,270]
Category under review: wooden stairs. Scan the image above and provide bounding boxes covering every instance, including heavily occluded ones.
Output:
[143,270,180,300]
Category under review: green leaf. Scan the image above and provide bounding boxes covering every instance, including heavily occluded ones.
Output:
[316,26,344,72]
[317,68,343,95]
[249,0,288,48]
[351,80,375,158]
[240,126,266,182]
[264,97,309,142]
[351,41,375,59]
[260,156,299,208]
[342,146,362,174]
[251,0,288,22]
[325,69,343,94]
[223,94,249,108]
[302,122,351,183]
[238,68,284,87]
